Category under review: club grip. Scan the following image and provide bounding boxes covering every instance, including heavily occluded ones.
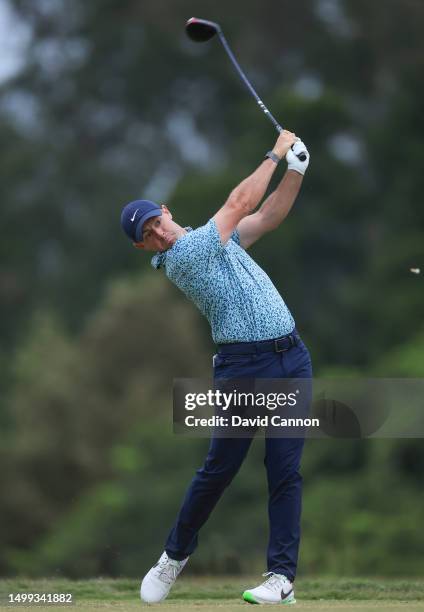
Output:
[278,125,307,162]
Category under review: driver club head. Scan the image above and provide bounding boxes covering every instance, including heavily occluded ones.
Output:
[185,17,221,42]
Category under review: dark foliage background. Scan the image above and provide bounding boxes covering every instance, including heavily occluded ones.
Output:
[0,0,423,577]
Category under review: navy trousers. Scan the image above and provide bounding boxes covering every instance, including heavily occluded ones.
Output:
[165,333,312,582]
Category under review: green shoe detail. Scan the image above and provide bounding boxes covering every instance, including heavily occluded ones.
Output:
[243,591,259,604]
[242,588,296,605]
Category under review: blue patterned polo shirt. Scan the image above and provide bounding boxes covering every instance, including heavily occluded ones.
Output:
[151,218,295,344]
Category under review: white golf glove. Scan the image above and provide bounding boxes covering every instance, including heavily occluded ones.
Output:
[286,139,310,175]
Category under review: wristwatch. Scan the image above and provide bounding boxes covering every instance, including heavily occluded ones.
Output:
[265,150,281,164]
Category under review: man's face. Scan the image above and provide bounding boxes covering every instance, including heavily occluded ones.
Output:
[134,206,177,252]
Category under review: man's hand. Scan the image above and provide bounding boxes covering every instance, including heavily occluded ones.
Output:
[286,140,310,175]
[272,130,298,159]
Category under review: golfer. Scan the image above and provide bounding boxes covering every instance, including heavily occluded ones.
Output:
[121,130,312,605]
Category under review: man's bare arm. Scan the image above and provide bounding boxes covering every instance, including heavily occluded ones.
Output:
[237,140,310,249]
[237,171,303,249]
[214,130,297,245]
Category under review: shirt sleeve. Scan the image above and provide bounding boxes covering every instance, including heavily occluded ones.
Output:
[184,218,222,256]
[187,219,240,250]
[199,219,242,249]
[168,218,227,278]
[230,228,241,245]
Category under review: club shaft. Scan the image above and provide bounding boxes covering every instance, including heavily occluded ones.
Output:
[217,30,283,134]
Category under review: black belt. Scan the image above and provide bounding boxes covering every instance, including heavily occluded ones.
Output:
[217,331,299,355]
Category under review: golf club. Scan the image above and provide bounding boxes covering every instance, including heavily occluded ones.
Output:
[185,17,307,162]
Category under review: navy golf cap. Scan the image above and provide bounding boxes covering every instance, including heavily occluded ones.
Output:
[121,199,162,243]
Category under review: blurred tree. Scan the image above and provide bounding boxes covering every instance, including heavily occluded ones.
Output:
[0,0,421,368]
[0,272,210,574]
[0,0,423,578]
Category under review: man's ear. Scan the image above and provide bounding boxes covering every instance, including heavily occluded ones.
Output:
[161,204,172,220]
[133,242,145,250]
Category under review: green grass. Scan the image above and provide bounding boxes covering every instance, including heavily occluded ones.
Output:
[1,577,424,611]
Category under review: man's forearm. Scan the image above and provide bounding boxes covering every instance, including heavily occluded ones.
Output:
[256,170,303,230]
[228,158,277,216]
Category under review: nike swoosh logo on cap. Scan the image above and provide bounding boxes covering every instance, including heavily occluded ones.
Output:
[130,209,139,222]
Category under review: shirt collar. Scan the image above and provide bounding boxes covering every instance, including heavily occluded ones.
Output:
[151,227,193,269]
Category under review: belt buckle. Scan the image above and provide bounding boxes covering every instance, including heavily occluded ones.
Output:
[274,334,295,353]
[274,338,288,352]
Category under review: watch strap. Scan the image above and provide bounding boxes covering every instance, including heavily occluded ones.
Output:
[265,150,281,164]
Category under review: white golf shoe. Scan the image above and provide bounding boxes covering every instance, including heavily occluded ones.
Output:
[140,551,189,603]
[243,572,296,605]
